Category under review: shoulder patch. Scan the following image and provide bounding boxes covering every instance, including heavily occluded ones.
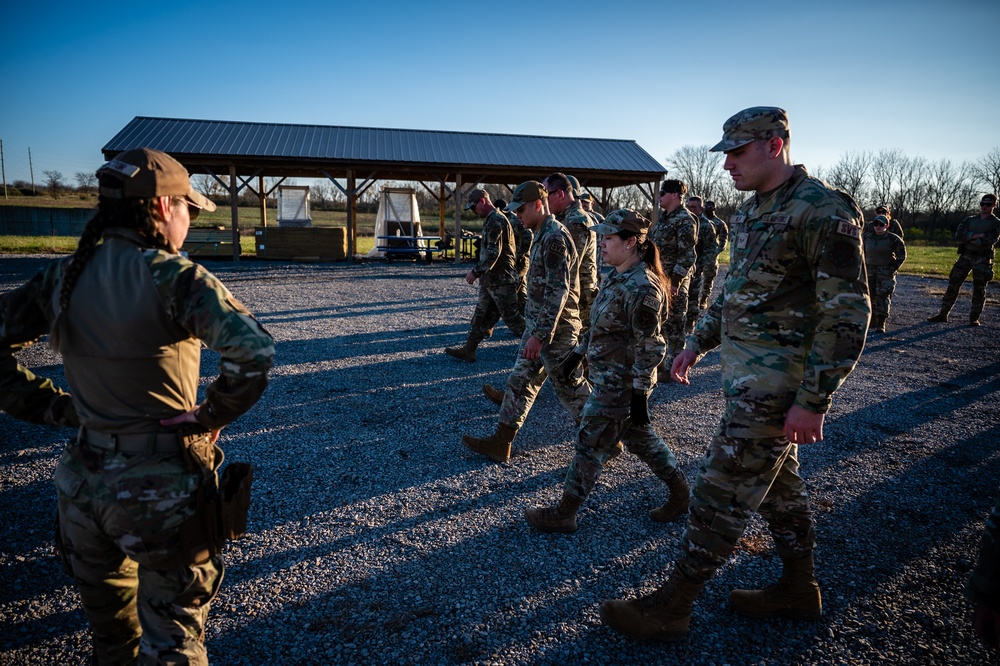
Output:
[836,219,861,239]
[642,292,660,310]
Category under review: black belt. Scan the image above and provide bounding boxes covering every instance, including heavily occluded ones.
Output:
[78,428,182,454]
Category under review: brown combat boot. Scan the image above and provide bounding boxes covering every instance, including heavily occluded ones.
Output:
[600,571,705,642]
[461,423,516,462]
[445,341,477,362]
[482,384,504,406]
[525,493,584,533]
[870,315,886,333]
[728,553,822,621]
[649,472,690,523]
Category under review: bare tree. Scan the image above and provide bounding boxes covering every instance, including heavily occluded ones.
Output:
[194,174,226,199]
[923,159,977,233]
[665,145,727,201]
[826,151,872,203]
[43,170,65,197]
[74,171,97,191]
[972,147,1000,197]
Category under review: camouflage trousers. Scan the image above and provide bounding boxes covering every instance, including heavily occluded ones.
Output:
[695,259,720,312]
[940,253,994,322]
[579,284,598,337]
[676,397,815,584]
[54,442,223,665]
[467,280,526,346]
[866,265,898,319]
[498,326,591,429]
[663,273,692,357]
[563,387,680,500]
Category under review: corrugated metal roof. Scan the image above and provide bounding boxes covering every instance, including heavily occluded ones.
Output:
[102,117,666,177]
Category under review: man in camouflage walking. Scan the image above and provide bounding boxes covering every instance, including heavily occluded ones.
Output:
[649,179,698,367]
[697,200,728,310]
[684,195,718,334]
[544,173,598,333]
[600,107,870,642]
[927,193,1000,327]
[461,181,591,463]
[445,188,526,362]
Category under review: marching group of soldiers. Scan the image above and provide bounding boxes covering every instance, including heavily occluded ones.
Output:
[1,105,998,662]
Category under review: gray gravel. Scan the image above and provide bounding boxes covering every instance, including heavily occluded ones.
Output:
[1,254,998,665]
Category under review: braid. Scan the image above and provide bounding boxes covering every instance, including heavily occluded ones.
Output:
[49,189,167,348]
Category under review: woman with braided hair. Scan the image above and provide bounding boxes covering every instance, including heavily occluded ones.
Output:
[0,147,274,664]
[524,208,689,533]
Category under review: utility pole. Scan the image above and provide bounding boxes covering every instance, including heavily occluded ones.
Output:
[1,139,6,199]
[28,147,35,195]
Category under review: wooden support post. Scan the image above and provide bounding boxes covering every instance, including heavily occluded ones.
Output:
[229,166,240,262]
[453,174,462,265]
[258,175,267,227]
[346,170,356,262]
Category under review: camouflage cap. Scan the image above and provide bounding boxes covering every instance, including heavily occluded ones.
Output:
[872,215,889,227]
[97,147,216,211]
[567,174,582,197]
[591,208,650,238]
[505,181,547,212]
[578,191,594,202]
[709,106,790,153]
[464,188,488,210]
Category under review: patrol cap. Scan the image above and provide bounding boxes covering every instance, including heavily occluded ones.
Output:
[464,188,488,210]
[872,215,889,227]
[579,192,594,202]
[567,174,582,197]
[591,208,650,238]
[709,106,790,153]
[505,181,547,212]
[97,147,216,212]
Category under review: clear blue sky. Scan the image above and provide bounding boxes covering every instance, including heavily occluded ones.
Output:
[1,0,998,187]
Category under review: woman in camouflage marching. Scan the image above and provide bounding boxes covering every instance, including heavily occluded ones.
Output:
[863,215,906,333]
[0,148,274,664]
[525,209,690,533]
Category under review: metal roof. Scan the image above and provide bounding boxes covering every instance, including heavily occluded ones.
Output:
[102,117,666,188]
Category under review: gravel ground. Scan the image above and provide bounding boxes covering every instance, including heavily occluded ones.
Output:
[1,254,998,665]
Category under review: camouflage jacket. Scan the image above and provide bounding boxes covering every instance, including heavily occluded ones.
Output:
[863,232,906,270]
[473,209,519,286]
[707,213,729,254]
[507,211,533,278]
[577,261,666,398]
[650,205,699,283]
[557,200,598,300]
[525,215,580,344]
[955,213,1000,258]
[0,228,274,432]
[695,214,719,269]
[685,165,870,414]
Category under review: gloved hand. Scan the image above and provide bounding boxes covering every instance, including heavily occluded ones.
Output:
[630,390,651,426]
[560,351,584,383]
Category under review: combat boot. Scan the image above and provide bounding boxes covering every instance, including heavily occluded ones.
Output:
[600,571,705,642]
[649,472,690,523]
[728,553,822,621]
[926,312,949,323]
[871,315,886,333]
[482,384,504,406]
[461,423,516,462]
[444,341,477,362]
[525,493,584,533]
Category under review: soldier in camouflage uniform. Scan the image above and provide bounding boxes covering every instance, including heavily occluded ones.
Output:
[928,194,1000,326]
[580,192,606,273]
[649,179,698,367]
[544,173,598,334]
[684,196,718,334]
[0,148,274,665]
[601,107,870,643]
[863,216,906,333]
[698,200,728,310]
[524,209,689,533]
[461,181,591,462]
[445,189,525,362]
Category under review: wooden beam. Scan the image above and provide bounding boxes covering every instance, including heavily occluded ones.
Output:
[346,170,356,262]
[229,165,240,262]
[453,175,462,265]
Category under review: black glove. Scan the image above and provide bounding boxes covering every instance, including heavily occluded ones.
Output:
[560,351,584,383]
[630,390,651,427]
